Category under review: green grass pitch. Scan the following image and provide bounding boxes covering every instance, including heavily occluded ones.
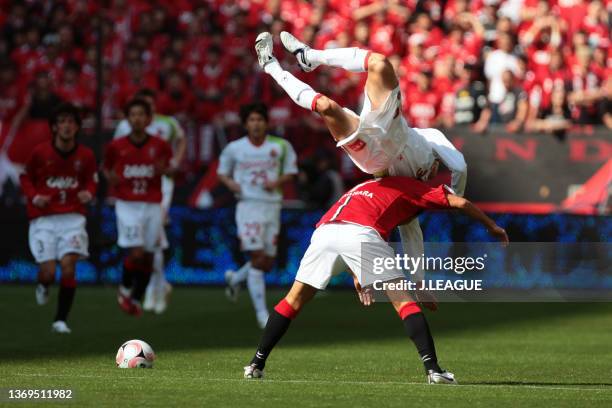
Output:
[1,285,611,407]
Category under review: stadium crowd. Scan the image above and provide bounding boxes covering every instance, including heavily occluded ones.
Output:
[0,0,610,205]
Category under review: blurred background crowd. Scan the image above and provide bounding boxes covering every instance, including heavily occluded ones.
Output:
[0,0,610,208]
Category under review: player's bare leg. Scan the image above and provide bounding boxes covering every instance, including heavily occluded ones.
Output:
[118,247,153,316]
[35,260,55,305]
[255,32,358,142]
[51,253,78,333]
[244,281,317,378]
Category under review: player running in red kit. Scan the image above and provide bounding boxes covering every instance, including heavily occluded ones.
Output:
[244,176,508,384]
[20,103,98,334]
[103,99,174,316]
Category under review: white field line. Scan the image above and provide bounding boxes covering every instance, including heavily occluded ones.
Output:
[7,373,612,393]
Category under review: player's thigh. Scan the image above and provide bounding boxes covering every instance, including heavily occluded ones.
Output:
[115,200,146,249]
[365,53,399,111]
[262,205,281,257]
[314,95,359,141]
[295,226,345,290]
[56,214,89,260]
[28,217,57,263]
[142,203,163,252]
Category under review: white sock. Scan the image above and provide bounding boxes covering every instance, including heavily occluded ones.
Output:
[265,60,319,110]
[230,261,251,285]
[145,250,164,298]
[247,268,268,316]
[306,47,370,72]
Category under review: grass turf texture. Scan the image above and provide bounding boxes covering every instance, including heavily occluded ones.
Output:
[0,286,611,407]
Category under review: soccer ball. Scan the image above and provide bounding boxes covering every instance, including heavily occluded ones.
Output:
[116,339,155,368]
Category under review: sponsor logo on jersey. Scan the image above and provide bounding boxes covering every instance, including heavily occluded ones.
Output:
[347,139,366,152]
[123,164,154,178]
[46,176,78,189]
[238,160,277,171]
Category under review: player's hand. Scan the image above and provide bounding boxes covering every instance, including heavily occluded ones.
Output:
[353,275,374,306]
[77,190,93,204]
[415,286,439,312]
[228,181,242,194]
[489,225,509,246]
[264,180,279,192]
[106,170,120,186]
[32,195,51,208]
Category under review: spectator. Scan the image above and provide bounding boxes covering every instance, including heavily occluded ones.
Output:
[484,32,521,106]
[451,62,491,132]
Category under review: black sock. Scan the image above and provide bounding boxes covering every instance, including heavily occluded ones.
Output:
[250,310,293,370]
[131,270,151,302]
[54,280,76,322]
[122,258,135,289]
[402,312,441,373]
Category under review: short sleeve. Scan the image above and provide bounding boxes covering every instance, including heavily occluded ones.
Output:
[282,141,298,175]
[217,143,234,176]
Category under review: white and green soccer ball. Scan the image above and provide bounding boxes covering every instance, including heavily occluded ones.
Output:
[116,339,155,368]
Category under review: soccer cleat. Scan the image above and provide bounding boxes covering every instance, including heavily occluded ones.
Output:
[35,284,49,305]
[244,364,264,379]
[254,32,276,69]
[427,369,458,385]
[224,270,240,303]
[256,310,270,330]
[51,320,71,334]
[117,288,142,317]
[142,288,156,312]
[153,282,172,314]
[280,31,320,72]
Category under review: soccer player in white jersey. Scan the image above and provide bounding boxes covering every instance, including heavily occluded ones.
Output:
[114,88,186,314]
[218,102,298,329]
[254,32,468,289]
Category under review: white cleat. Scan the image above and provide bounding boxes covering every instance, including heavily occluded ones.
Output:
[256,311,270,330]
[35,284,49,305]
[244,364,264,379]
[427,369,458,385]
[224,270,240,303]
[154,282,172,314]
[51,320,71,334]
[280,31,320,72]
[254,32,276,69]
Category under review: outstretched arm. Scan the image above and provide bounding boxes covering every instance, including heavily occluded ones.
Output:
[447,194,509,244]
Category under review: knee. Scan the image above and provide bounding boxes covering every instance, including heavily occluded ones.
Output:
[250,251,268,270]
[315,95,339,115]
[59,257,76,277]
[367,53,393,75]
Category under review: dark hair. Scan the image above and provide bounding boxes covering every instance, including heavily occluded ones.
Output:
[240,102,268,123]
[49,102,82,130]
[135,88,157,100]
[124,98,152,117]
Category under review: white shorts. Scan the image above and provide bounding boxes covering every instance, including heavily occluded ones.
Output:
[235,201,281,256]
[29,214,89,263]
[115,200,163,252]
[295,222,405,290]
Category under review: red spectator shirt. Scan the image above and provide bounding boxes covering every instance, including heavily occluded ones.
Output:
[20,142,98,220]
[317,177,451,240]
[103,135,172,203]
[404,90,440,128]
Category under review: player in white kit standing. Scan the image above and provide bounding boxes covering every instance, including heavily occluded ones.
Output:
[218,102,298,329]
[254,32,467,290]
[114,88,186,314]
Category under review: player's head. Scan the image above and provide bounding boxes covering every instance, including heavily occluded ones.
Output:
[125,98,152,133]
[49,102,82,143]
[240,102,268,140]
[134,88,157,114]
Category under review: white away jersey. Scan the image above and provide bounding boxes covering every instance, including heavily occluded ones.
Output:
[218,136,298,203]
[337,87,434,178]
[114,114,183,143]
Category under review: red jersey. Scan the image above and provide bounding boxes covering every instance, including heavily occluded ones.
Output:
[317,177,451,240]
[103,135,172,203]
[20,142,98,220]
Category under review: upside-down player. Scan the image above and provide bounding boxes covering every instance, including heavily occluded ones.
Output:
[103,99,174,316]
[243,176,508,384]
[20,103,98,333]
[255,31,468,288]
[114,88,186,314]
[218,102,298,329]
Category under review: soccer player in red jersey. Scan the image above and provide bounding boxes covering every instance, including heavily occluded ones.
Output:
[103,99,174,316]
[19,103,98,334]
[244,176,508,384]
